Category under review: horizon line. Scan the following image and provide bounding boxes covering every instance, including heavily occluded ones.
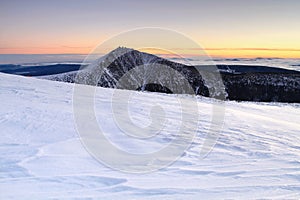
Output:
[0,47,300,59]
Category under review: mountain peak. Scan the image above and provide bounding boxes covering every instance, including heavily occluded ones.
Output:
[110,46,134,54]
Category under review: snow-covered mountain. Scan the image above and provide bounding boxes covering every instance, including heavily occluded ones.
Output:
[1,72,300,199]
[39,47,300,103]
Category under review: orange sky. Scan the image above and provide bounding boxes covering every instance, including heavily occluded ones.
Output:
[1,1,300,58]
[1,46,299,58]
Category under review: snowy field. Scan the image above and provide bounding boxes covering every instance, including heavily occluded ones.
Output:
[1,72,300,199]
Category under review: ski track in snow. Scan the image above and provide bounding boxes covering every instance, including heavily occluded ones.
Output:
[0,72,300,199]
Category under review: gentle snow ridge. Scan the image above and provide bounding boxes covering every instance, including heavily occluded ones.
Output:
[0,72,300,199]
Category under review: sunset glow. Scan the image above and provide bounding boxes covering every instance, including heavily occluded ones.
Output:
[1,0,300,58]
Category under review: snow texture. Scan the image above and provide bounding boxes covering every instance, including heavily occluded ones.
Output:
[1,72,300,199]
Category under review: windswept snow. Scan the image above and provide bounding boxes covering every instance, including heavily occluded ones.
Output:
[0,72,300,199]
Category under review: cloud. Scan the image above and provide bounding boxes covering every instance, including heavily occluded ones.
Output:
[177,48,300,52]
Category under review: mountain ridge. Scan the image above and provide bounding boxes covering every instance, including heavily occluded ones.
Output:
[1,47,299,103]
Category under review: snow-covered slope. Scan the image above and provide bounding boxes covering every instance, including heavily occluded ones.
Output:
[1,72,300,199]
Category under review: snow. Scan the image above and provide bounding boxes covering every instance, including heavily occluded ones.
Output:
[1,72,300,199]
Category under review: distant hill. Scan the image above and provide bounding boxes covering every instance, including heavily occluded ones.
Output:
[2,47,299,103]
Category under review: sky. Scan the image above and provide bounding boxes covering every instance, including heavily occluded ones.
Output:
[0,0,300,58]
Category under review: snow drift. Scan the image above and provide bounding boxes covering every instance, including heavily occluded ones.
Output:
[1,72,300,199]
